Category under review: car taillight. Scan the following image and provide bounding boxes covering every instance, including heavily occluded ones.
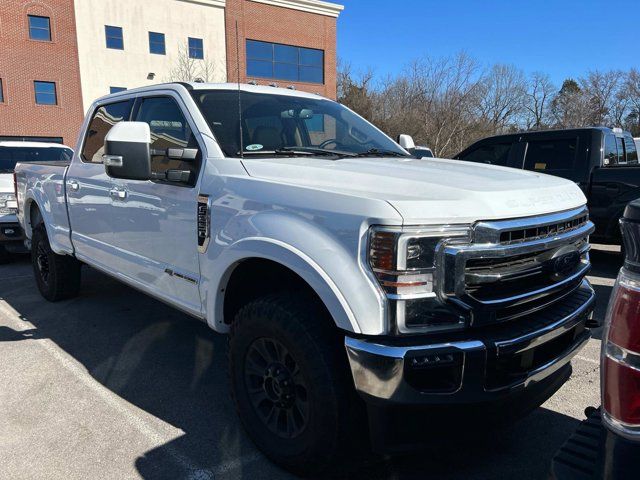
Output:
[602,268,640,437]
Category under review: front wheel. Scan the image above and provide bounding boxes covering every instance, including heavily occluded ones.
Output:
[229,293,360,476]
[31,225,81,301]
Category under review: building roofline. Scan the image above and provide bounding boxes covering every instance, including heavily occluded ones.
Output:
[249,0,344,17]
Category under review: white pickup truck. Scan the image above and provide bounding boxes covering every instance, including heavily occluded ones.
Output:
[15,82,597,475]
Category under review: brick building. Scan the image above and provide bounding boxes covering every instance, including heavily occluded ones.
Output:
[0,0,85,145]
[0,0,343,147]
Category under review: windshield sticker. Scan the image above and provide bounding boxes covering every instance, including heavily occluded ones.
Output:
[246,144,263,151]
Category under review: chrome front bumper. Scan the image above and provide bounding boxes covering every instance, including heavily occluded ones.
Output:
[345,280,595,405]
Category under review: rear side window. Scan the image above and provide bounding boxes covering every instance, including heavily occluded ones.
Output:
[523,138,577,172]
[81,100,133,163]
[134,96,201,186]
[625,136,638,164]
[604,134,618,165]
[459,143,511,166]
[616,137,625,164]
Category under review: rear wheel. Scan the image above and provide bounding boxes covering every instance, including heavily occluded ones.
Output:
[31,225,81,301]
[229,293,360,476]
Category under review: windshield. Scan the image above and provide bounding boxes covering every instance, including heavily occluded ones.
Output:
[0,146,73,173]
[191,90,408,158]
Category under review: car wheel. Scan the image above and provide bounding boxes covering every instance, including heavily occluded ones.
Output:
[31,224,81,301]
[229,292,359,476]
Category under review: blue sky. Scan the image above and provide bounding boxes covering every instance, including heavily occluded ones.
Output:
[338,0,638,85]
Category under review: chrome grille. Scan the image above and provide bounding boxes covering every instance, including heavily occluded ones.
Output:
[499,214,589,245]
[440,206,594,327]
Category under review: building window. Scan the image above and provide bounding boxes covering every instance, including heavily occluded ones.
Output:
[188,37,203,59]
[0,79,4,103]
[148,32,165,55]
[105,25,124,50]
[28,15,51,41]
[246,40,324,84]
[34,81,57,105]
[109,86,127,94]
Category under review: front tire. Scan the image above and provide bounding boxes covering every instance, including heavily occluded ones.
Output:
[229,293,358,476]
[31,225,81,301]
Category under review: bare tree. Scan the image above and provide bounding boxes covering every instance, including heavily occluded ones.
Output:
[474,64,527,133]
[579,70,622,126]
[166,43,220,82]
[524,72,555,130]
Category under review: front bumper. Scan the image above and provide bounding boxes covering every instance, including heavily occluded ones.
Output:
[345,280,595,406]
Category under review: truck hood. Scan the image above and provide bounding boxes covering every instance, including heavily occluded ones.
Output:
[0,173,13,194]
[241,156,586,224]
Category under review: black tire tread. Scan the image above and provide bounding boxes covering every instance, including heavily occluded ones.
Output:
[229,292,360,476]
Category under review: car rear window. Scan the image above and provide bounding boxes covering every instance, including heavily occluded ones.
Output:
[0,146,73,173]
[523,138,577,172]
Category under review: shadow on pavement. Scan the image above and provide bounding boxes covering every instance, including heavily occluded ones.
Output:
[0,255,603,480]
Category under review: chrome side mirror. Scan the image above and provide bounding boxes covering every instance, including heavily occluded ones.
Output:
[397,134,416,150]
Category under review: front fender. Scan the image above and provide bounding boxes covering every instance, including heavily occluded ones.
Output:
[201,211,388,335]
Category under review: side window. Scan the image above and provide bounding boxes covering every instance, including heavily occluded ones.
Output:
[625,136,638,164]
[81,100,133,163]
[604,134,617,166]
[460,143,511,166]
[134,96,201,186]
[523,137,577,172]
[616,137,625,164]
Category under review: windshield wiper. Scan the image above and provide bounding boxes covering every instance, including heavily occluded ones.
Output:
[238,147,343,157]
[349,148,409,158]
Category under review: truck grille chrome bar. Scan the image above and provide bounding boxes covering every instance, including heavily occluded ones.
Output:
[439,206,594,326]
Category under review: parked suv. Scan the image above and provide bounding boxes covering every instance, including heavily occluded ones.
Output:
[455,128,639,246]
[16,83,596,474]
[550,199,640,479]
[0,142,73,262]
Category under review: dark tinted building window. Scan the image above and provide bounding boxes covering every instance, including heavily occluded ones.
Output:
[105,25,124,49]
[625,136,638,164]
[34,81,57,105]
[604,134,618,165]
[188,37,203,59]
[81,100,133,163]
[0,78,4,103]
[28,15,51,41]
[109,87,127,94]
[246,40,324,84]
[524,138,577,171]
[460,143,511,166]
[134,96,200,185]
[149,32,165,55]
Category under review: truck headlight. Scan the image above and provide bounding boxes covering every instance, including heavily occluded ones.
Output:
[0,193,17,215]
[368,225,470,334]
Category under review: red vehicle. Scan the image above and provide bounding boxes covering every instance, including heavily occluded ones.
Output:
[551,199,640,479]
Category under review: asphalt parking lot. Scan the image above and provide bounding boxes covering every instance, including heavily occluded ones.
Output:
[0,246,621,480]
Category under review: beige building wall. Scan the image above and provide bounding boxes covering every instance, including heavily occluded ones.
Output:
[74,0,227,111]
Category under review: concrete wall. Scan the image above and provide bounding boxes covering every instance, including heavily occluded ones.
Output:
[73,0,228,111]
[225,0,341,99]
[0,0,85,146]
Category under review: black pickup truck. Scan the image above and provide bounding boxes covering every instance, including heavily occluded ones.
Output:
[455,128,639,245]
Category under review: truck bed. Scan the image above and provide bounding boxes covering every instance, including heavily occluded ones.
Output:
[15,161,72,254]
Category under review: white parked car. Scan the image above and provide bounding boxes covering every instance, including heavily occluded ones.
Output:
[15,83,596,475]
[0,142,72,263]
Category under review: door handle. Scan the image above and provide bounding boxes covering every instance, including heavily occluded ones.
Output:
[67,180,79,191]
[109,188,127,200]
